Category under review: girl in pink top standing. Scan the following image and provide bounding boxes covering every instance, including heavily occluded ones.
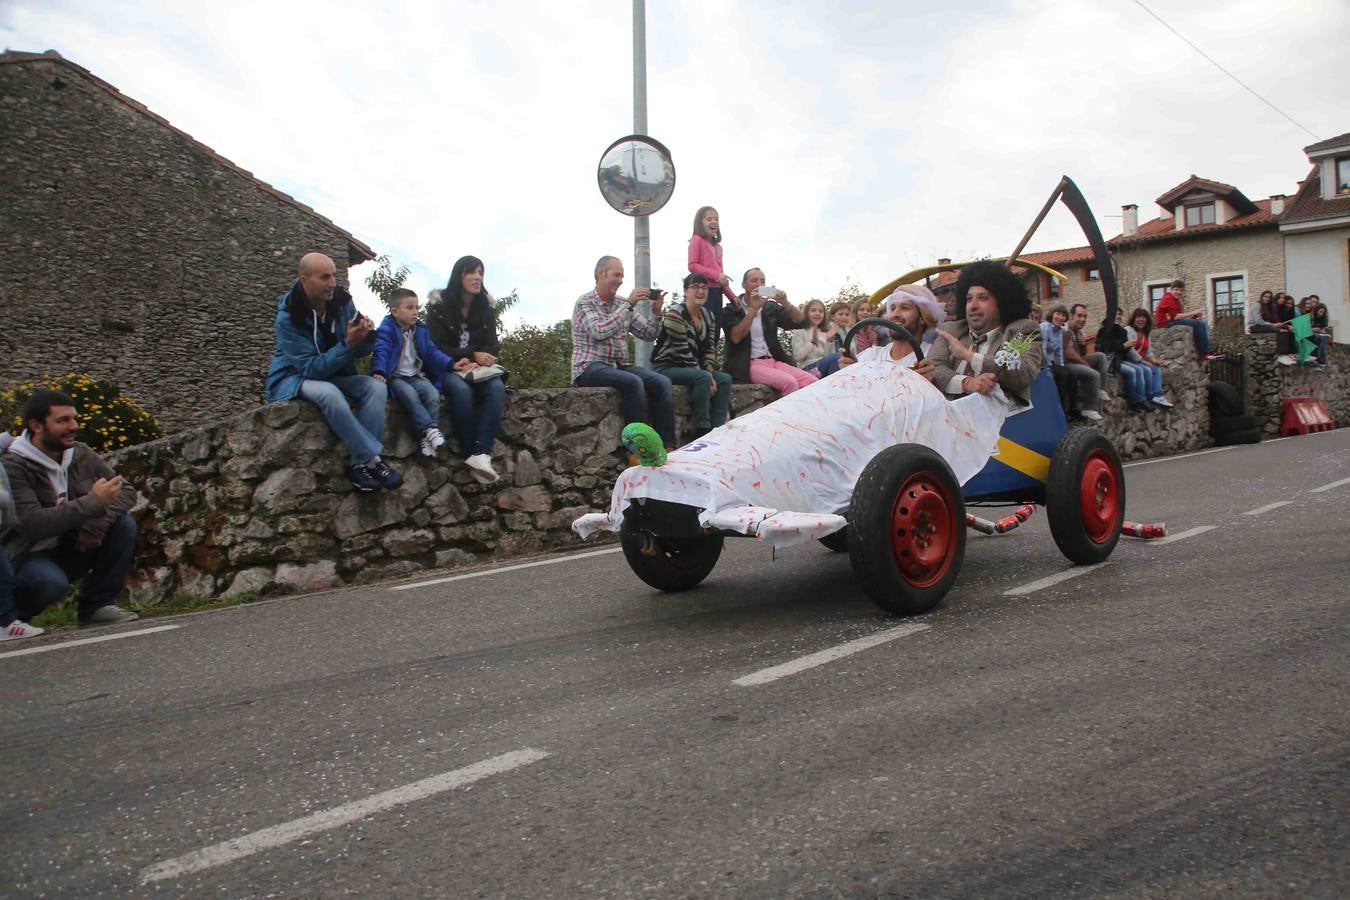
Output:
[688,206,732,342]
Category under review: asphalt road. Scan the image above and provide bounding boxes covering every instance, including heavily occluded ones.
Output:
[2,429,1347,898]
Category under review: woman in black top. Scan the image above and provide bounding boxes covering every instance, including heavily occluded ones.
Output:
[426,255,507,483]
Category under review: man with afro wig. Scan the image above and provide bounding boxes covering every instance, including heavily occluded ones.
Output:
[927,260,1043,404]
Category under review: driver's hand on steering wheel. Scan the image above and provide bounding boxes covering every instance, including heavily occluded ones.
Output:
[912,358,935,379]
[838,352,856,368]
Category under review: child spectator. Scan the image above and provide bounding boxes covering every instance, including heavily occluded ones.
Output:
[688,206,732,344]
[789,299,843,376]
[1154,280,1216,360]
[828,302,854,352]
[372,288,451,458]
[652,273,732,443]
[1040,304,1075,417]
[849,297,881,353]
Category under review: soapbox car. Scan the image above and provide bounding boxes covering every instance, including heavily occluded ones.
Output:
[580,176,1128,616]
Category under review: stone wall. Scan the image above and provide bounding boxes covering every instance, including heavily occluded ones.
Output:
[1091,325,1213,460]
[1244,334,1350,436]
[110,385,778,602]
[0,54,369,432]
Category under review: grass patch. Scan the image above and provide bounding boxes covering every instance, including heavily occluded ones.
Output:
[30,591,262,631]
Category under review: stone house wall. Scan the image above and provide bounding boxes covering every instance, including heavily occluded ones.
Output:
[1244,334,1350,436]
[0,54,372,432]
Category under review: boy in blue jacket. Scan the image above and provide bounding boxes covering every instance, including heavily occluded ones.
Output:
[372,289,451,458]
[265,252,402,493]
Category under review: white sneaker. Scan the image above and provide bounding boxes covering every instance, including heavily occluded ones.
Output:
[1098,390,1111,402]
[0,620,44,641]
[1081,409,1103,422]
[1276,354,1296,366]
[465,453,499,484]
[1151,395,1174,408]
[419,427,444,458]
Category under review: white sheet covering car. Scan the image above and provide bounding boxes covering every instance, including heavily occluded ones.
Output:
[572,357,1011,549]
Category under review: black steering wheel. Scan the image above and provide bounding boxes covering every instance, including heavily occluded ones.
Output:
[842,317,924,362]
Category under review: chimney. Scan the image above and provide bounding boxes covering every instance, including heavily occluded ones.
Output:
[938,257,951,265]
[1122,204,1138,237]
[1269,194,1285,215]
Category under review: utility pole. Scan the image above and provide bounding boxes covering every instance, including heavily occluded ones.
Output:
[632,0,653,367]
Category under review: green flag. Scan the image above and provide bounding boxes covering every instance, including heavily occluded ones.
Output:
[1290,313,1314,363]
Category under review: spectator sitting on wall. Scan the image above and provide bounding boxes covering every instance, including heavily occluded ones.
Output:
[652,273,732,444]
[1125,308,1171,409]
[1039,304,1076,417]
[1154,280,1216,360]
[928,260,1043,405]
[789,299,843,377]
[1111,309,1171,411]
[1247,289,1297,366]
[265,253,402,493]
[721,268,817,396]
[427,256,509,483]
[1306,295,1330,367]
[1275,292,1297,322]
[1,390,140,628]
[371,288,451,460]
[1069,303,1112,405]
[571,255,676,455]
[1055,306,1104,422]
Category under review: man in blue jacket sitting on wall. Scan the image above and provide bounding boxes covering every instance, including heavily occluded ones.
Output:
[265,252,402,492]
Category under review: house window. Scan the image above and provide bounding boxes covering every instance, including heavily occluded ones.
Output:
[1336,157,1350,196]
[1044,275,1061,299]
[1084,268,1100,282]
[1147,283,1169,313]
[1212,275,1245,318]
[1185,203,1216,226]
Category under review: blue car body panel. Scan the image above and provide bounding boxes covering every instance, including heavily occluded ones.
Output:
[963,370,1067,500]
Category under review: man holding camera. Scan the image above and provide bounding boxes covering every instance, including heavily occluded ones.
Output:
[571,255,677,452]
[721,267,816,395]
[265,252,402,493]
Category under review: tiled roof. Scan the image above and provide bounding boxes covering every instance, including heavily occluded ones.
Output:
[0,50,376,264]
[1111,198,1278,247]
[1018,245,1096,266]
[1303,131,1350,155]
[1280,166,1350,225]
[1154,174,1257,215]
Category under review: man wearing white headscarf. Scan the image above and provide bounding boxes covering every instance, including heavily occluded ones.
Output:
[840,283,943,374]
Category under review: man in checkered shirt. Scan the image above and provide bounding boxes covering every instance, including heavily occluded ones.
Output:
[571,255,677,454]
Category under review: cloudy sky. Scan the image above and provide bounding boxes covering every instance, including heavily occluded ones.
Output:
[3,0,1345,326]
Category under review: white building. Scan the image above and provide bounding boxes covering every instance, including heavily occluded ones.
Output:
[1280,131,1350,342]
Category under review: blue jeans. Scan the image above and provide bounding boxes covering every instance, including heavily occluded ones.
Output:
[388,375,440,433]
[804,353,841,377]
[1165,317,1211,355]
[297,375,387,465]
[15,513,137,619]
[574,362,676,449]
[440,372,506,457]
[1118,362,1148,403]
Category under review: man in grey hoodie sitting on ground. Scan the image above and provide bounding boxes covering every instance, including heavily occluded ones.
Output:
[2,390,140,628]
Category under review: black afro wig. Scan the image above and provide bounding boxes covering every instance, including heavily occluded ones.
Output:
[952,260,1031,325]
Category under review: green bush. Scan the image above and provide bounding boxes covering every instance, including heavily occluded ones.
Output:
[0,373,162,452]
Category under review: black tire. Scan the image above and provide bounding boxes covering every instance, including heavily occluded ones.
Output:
[1214,426,1262,446]
[1047,428,1126,565]
[1212,413,1257,435]
[818,527,850,552]
[620,522,723,592]
[1207,381,1245,417]
[848,444,965,616]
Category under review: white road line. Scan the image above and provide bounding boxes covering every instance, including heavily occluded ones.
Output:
[392,547,622,591]
[1153,525,1218,545]
[1243,501,1292,516]
[0,624,180,659]
[1310,475,1350,493]
[732,624,930,687]
[1123,446,1233,468]
[1003,564,1107,597]
[140,748,550,884]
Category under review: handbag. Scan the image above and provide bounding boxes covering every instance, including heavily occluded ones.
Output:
[459,363,506,383]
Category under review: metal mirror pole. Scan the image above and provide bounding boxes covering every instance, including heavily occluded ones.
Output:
[632,0,654,367]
